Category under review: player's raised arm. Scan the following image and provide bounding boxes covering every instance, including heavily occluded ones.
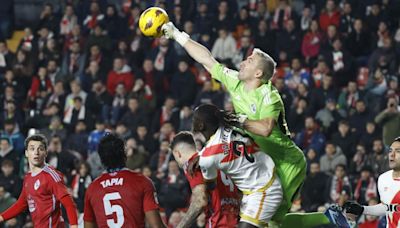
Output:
[162,22,218,72]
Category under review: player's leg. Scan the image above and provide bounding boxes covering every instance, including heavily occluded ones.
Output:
[240,178,283,228]
[272,157,307,222]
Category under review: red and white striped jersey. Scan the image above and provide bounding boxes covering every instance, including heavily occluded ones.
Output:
[378,170,400,228]
[199,126,276,193]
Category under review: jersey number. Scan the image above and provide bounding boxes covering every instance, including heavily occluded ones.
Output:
[233,141,255,163]
[103,192,124,227]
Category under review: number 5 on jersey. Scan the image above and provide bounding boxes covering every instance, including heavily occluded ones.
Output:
[103,192,124,227]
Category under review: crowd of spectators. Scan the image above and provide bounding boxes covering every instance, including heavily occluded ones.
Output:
[0,0,400,227]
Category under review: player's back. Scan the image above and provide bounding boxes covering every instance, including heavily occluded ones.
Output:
[200,126,276,193]
[84,169,159,228]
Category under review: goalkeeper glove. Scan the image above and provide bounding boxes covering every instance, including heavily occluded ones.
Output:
[343,201,364,216]
[162,22,189,46]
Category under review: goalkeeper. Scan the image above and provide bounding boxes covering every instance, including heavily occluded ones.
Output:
[162,22,306,223]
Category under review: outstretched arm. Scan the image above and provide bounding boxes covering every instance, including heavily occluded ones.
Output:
[177,184,208,228]
[163,22,218,72]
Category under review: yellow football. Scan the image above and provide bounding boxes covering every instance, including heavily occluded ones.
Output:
[138,7,169,37]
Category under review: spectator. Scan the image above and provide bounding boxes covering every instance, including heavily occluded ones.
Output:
[349,144,368,177]
[213,0,234,32]
[170,58,198,107]
[301,162,330,212]
[315,98,343,138]
[90,80,112,124]
[119,96,147,131]
[273,77,293,115]
[339,2,355,36]
[178,106,193,131]
[288,98,309,135]
[158,160,189,218]
[0,100,24,130]
[40,115,67,142]
[211,28,236,65]
[149,140,173,176]
[332,120,357,160]
[109,83,128,125]
[349,100,373,135]
[42,81,66,113]
[63,96,93,133]
[107,57,135,96]
[18,27,38,54]
[82,1,104,34]
[86,24,112,53]
[338,81,364,114]
[151,97,180,135]
[38,3,59,33]
[276,19,301,59]
[327,164,352,203]
[60,4,78,36]
[359,121,380,150]
[295,116,326,155]
[71,161,92,214]
[0,41,14,75]
[375,97,400,145]
[28,66,53,111]
[125,137,148,170]
[80,60,106,93]
[365,139,389,178]
[194,2,212,35]
[46,134,78,181]
[253,19,276,58]
[0,119,24,154]
[365,2,387,35]
[300,7,312,32]
[0,159,22,198]
[87,119,107,156]
[135,124,157,156]
[103,4,125,40]
[320,142,347,174]
[46,59,63,86]
[232,35,254,69]
[65,120,89,158]
[284,57,312,91]
[64,80,87,115]
[0,137,20,175]
[319,0,340,32]
[130,79,157,116]
[150,37,176,78]
[310,74,337,114]
[114,122,132,140]
[353,166,377,206]
[61,41,85,79]
[12,50,34,89]
[345,19,372,67]
[302,20,323,66]
[358,198,381,228]
[271,0,295,30]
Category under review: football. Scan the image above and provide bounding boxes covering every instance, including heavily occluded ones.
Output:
[138,7,169,37]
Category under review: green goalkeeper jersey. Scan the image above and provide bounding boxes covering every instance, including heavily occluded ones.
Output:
[211,63,304,164]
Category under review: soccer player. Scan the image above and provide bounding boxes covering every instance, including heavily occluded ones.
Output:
[0,134,78,227]
[170,133,240,228]
[83,133,165,228]
[344,137,400,228]
[163,22,306,222]
[172,104,283,228]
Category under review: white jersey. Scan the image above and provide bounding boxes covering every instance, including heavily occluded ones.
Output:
[378,170,400,228]
[199,126,276,193]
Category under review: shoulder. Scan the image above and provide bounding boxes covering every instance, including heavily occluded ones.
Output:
[378,170,393,183]
[42,165,64,183]
[260,83,280,104]
[122,170,153,186]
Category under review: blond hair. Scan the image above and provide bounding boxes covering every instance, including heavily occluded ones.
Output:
[252,48,277,83]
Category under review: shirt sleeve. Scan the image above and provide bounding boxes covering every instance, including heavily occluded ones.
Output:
[83,187,95,222]
[1,186,27,220]
[142,178,159,212]
[211,63,241,92]
[259,86,283,121]
[50,173,78,225]
[199,156,218,181]
[184,169,205,189]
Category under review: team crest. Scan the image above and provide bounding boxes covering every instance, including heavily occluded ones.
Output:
[250,104,256,114]
[34,179,40,190]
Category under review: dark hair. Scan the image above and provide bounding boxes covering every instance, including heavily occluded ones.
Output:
[98,133,126,169]
[192,104,240,133]
[24,134,48,151]
[170,131,196,151]
[394,136,400,143]
[1,159,14,168]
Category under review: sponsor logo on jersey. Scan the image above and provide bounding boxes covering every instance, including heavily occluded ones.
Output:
[28,195,36,212]
[34,179,40,190]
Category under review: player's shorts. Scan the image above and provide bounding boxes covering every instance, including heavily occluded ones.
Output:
[272,157,307,222]
[240,173,283,227]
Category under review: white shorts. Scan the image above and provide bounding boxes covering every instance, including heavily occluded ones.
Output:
[240,175,283,227]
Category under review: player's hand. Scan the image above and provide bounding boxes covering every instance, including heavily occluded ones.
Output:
[343,201,364,216]
[224,113,247,128]
[188,156,200,177]
[162,22,179,39]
